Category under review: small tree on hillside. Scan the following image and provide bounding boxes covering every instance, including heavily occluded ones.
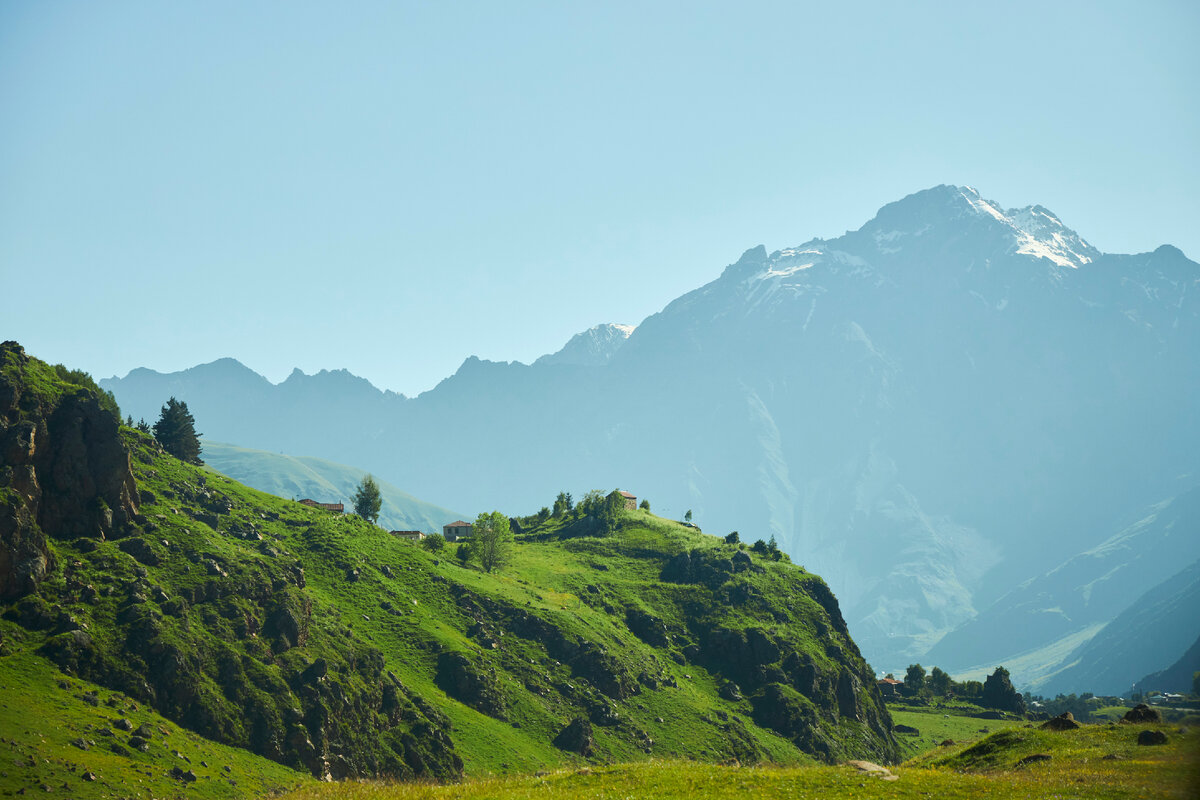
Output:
[353,475,382,524]
[684,510,693,524]
[599,490,627,534]
[153,397,203,464]
[639,498,650,511]
[553,491,573,517]
[423,533,446,552]
[725,531,740,545]
[473,511,513,573]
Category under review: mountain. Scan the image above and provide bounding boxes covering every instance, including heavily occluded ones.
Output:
[2,342,900,786]
[102,185,1200,674]
[926,487,1200,687]
[1036,557,1200,697]
[201,441,466,532]
[1131,634,1200,695]
[534,323,635,367]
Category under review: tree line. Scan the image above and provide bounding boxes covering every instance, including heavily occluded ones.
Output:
[892,663,1025,713]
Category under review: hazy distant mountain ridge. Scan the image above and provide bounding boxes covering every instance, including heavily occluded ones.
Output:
[926,488,1200,685]
[102,185,1200,679]
[201,441,466,532]
[1037,557,1200,697]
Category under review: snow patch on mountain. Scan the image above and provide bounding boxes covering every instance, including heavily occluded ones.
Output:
[960,187,1099,269]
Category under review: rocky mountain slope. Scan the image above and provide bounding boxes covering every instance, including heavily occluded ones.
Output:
[101,185,1200,677]
[1131,633,1200,695]
[926,487,1200,685]
[1036,557,1200,698]
[3,342,899,786]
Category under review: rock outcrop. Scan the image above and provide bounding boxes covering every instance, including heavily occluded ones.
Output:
[1,341,139,598]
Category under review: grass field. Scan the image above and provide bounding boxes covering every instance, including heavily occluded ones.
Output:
[889,705,1025,759]
[277,723,1200,800]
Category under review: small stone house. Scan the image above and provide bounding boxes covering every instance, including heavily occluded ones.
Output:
[443,520,473,541]
[391,530,425,542]
[618,490,637,510]
[877,677,903,699]
[299,499,344,513]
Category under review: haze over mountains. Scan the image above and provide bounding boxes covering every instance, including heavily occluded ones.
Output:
[103,185,1200,686]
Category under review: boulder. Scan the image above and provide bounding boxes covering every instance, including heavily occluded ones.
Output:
[435,651,506,719]
[625,607,670,647]
[1137,729,1168,746]
[1016,753,1052,766]
[553,717,593,756]
[844,760,897,781]
[117,537,160,567]
[1123,704,1162,724]
[1041,713,1080,731]
[719,681,743,702]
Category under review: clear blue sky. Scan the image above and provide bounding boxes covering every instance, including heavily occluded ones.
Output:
[2,1,1197,396]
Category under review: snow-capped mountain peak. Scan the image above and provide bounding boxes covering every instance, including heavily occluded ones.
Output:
[534,323,636,367]
[946,185,1098,268]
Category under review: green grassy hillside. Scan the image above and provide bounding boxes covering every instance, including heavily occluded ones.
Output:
[0,652,309,799]
[200,441,467,533]
[0,341,897,791]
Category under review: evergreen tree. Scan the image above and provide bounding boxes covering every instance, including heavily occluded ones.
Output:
[639,498,650,511]
[725,531,740,545]
[684,509,693,524]
[553,491,573,517]
[353,474,383,524]
[153,397,203,464]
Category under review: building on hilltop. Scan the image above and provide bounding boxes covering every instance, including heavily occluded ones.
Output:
[299,499,344,513]
[877,677,903,699]
[443,520,473,541]
[618,490,637,510]
[391,530,426,542]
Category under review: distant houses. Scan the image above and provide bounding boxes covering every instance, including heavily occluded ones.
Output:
[877,677,903,699]
[443,520,473,541]
[618,490,637,511]
[299,499,344,513]
[391,530,425,542]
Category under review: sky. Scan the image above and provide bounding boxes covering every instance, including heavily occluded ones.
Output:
[2,1,1198,396]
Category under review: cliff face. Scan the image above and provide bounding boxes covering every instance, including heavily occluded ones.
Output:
[1,341,139,598]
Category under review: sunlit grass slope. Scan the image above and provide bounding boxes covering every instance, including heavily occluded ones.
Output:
[0,652,309,799]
